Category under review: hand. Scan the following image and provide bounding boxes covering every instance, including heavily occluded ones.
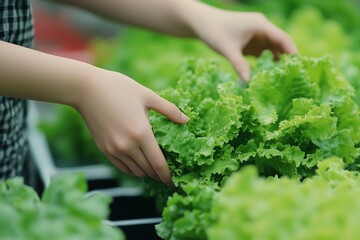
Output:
[192,10,298,82]
[75,69,189,186]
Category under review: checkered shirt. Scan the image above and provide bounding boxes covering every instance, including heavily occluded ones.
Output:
[0,0,34,179]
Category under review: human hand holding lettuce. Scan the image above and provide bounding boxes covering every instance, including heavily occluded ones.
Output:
[0,0,296,185]
[0,41,187,187]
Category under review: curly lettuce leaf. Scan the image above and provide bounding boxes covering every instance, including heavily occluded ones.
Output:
[150,59,245,186]
[246,53,360,176]
[156,181,218,240]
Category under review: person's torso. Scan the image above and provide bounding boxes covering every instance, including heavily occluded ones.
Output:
[0,0,34,179]
[0,0,34,47]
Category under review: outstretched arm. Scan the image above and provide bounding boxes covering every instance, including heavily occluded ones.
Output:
[55,0,298,81]
[54,0,197,37]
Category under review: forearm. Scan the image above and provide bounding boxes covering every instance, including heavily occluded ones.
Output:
[0,41,96,107]
[54,0,218,38]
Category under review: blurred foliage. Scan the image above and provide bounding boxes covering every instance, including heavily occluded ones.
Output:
[91,28,234,91]
[38,105,105,167]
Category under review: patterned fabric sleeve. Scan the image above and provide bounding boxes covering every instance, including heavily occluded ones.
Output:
[0,0,34,179]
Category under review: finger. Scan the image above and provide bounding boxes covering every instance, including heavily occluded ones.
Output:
[225,50,250,82]
[147,93,189,124]
[111,153,147,178]
[108,155,134,175]
[140,128,172,186]
[128,147,160,181]
[279,34,298,54]
[266,25,298,55]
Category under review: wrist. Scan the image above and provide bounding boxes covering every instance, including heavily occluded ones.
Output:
[173,0,221,38]
[67,63,103,110]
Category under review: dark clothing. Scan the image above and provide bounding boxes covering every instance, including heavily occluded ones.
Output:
[0,0,34,179]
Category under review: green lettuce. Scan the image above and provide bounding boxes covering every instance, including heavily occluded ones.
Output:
[150,53,360,186]
[208,158,360,240]
[244,52,360,177]
[0,174,124,240]
[150,59,245,187]
[151,53,360,239]
[156,182,218,240]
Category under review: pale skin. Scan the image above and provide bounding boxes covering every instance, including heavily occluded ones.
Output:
[0,0,297,186]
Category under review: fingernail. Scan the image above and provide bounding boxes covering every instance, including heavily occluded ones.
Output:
[240,71,250,83]
[181,113,190,122]
[165,178,175,187]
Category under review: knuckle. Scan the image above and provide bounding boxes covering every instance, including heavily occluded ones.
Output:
[143,88,157,103]
[104,143,116,156]
[117,140,132,153]
[129,125,147,141]
[107,140,132,155]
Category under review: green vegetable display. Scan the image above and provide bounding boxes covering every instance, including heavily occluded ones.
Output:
[36,1,360,239]
[0,174,124,240]
[151,53,360,239]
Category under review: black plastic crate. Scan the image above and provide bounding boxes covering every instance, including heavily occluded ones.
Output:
[104,192,162,240]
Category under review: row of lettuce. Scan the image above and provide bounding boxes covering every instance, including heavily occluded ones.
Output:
[158,158,360,240]
[34,0,360,239]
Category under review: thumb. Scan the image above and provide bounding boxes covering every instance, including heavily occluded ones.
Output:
[147,93,189,124]
[227,52,251,83]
